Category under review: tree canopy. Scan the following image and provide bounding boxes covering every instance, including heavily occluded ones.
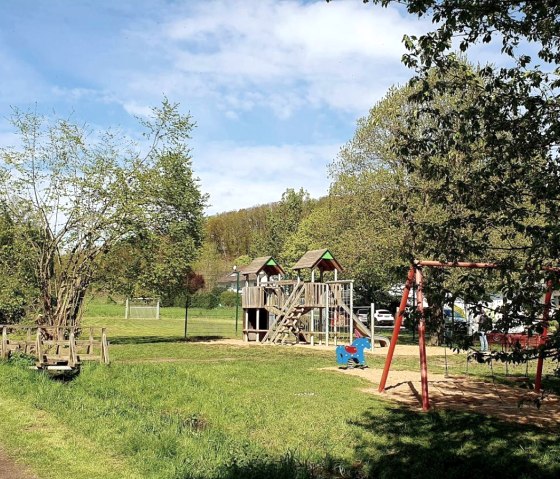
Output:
[0,100,207,327]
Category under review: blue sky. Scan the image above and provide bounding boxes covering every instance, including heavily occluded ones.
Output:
[0,0,433,214]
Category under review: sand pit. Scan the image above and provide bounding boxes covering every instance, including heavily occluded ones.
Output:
[327,366,560,429]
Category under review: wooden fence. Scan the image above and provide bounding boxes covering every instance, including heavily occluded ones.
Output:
[0,325,109,367]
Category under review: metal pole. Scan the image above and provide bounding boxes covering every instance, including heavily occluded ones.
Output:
[184,296,189,340]
[379,266,415,393]
[370,302,375,351]
[535,279,553,392]
[235,270,240,335]
[416,267,430,411]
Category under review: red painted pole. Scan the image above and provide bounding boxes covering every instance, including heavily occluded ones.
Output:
[416,267,430,411]
[378,266,415,393]
[535,280,553,392]
[417,260,497,269]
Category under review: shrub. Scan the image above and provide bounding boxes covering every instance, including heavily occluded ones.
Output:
[220,290,239,307]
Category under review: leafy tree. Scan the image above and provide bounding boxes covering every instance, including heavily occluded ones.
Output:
[0,207,38,322]
[330,0,560,344]
[0,100,207,328]
[262,188,312,262]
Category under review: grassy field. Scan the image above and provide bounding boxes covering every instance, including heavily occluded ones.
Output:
[0,307,559,478]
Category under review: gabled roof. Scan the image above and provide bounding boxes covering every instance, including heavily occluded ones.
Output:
[292,249,343,272]
[240,256,285,277]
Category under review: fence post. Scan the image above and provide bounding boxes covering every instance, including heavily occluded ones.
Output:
[69,330,77,367]
[36,329,43,366]
[101,328,110,364]
[1,326,7,359]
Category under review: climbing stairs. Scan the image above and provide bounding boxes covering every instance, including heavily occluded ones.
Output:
[262,283,311,344]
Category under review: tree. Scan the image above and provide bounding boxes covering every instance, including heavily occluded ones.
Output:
[0,207,38,322]
[0,99,207,328]
[262,188,312,262]
[329,0,560,343]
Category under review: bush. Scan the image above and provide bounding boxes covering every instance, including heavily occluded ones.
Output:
[0,286,27,324]
[220,290,240,307]
[188,292,220,309]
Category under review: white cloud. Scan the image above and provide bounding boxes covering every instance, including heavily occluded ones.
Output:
[116,0,427,118]
[194,141,341,214]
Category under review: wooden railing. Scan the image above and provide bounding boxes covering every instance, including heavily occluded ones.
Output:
[0,325,109,366]
[243,282,327,310]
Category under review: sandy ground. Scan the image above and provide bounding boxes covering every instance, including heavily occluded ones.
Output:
[206,340,560,428]
[205,338,447,357]
[326,366,560,429]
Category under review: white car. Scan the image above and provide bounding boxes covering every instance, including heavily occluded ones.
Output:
[373,309,394,326]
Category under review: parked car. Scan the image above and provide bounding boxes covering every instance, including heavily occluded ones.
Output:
[443,308,468,337]
[443,308,467,324]
[354,307,370,326]
[373,309,394,326]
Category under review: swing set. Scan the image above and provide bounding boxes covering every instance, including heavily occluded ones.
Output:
[379,260,555,411]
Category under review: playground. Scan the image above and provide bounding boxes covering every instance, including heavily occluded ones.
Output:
[1,254,560,478]
[1,310,559,479]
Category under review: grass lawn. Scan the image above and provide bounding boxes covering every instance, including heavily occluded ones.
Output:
[0,308,559,478]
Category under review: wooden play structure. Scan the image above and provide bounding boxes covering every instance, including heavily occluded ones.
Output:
[379,260,554,411]
[0,325,109,374]
[240,249,389,347]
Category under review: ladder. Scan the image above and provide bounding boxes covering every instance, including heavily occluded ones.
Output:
[263,283,310,344]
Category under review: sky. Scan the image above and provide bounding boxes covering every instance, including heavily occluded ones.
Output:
[0,0,434,214]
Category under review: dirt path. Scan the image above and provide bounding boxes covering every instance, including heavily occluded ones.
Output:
[326,367,560,429]
[0,449,37,479]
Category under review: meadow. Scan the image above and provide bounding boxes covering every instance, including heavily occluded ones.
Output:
[0,305,559,479]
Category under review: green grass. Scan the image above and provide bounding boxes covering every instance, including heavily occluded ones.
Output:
[84,301,241,340]
[1,310,559,479]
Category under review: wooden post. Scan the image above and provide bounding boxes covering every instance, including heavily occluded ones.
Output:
[379,266,415,393]
[69,330,77,367]
[256,308,260,343]
[88,327,94,354]
[36,329,43,366]
[416,267,430,411]
[26,327,31,354]
[310,270,315,346]
[101,328,109,364]
[535,279,553,392]
[349,280,354,344]
[1,326,7,359]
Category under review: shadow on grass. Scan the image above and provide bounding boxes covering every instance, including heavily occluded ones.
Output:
[191,408,560,479]
[110,335,228,345]
[347,406,560,479]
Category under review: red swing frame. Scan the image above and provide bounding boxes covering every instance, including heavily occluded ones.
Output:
[378,260,554,411]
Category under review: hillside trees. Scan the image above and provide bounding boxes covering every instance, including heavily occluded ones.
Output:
[0,100,206,327]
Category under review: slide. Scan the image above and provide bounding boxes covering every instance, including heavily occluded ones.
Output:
[338,302,390,347]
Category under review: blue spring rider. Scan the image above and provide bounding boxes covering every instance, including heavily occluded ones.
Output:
[336,337,371,369]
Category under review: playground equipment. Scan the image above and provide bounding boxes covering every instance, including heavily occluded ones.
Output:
[1,325,109,375]
[240,249,389,347]
[379,260,554,411]
[336,337,371,368]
